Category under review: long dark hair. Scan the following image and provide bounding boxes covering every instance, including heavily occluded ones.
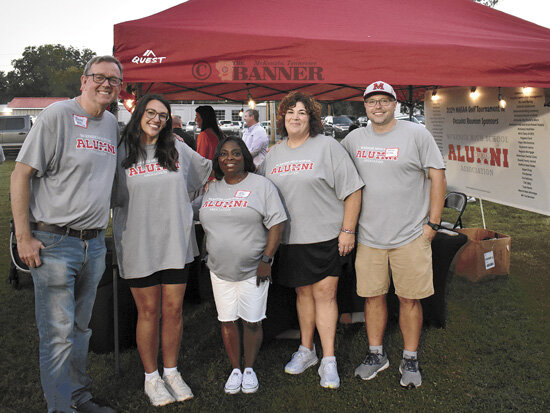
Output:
[196,105,224,139]
[212,137,255,180]
[121,94,178,171]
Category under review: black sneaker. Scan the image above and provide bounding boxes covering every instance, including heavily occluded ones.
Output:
[72,398,117,413]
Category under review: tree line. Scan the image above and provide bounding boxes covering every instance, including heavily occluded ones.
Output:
[0,44,96,103]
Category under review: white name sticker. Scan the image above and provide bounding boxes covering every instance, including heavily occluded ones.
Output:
[73,114,88,128]
[484,251,495,270]
[234,190,251,198]
[385,148,399,158]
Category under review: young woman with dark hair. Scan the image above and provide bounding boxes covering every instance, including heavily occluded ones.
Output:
[195,105,224,160]
[113,94,212,407]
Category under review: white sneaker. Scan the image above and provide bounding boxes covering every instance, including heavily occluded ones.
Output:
[164,371,194,401]
[224,368,243,394]
[284,344,319,374]
[241,368,259,394]
[144,377,176,406]
[318,357,340,389]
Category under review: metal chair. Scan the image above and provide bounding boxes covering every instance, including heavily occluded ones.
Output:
[441,192,467,229]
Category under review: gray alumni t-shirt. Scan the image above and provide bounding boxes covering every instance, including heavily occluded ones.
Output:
[16,98,118,229]
[112,140,212,279]
[261,134,364,245]
[199,173,287,282]
[340,120,445,249]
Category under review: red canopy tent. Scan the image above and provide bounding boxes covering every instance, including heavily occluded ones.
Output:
[113,0,550,103]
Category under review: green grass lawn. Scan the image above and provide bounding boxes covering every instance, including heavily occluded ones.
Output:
[0,159,548,412]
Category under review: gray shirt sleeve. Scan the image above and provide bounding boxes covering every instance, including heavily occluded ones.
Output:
[199,173,287,281]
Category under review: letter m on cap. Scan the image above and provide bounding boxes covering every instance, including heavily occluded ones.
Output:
[373,82,385,91]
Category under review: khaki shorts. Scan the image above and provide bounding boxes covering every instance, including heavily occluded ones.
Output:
[355,235,434,299]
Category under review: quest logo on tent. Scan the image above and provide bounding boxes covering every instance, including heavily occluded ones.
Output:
[131,50,167,64]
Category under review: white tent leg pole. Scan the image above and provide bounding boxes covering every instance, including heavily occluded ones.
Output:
[479,198,486,229]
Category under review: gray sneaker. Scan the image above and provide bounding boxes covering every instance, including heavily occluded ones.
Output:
[354,351,390,380]
[284,344,319,374]
[399,357,422,388]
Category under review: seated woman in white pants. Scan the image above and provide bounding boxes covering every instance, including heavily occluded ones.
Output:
[200,137,286,394]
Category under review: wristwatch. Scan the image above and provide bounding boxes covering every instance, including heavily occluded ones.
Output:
[427,221,442,231]
[261,255,273,264]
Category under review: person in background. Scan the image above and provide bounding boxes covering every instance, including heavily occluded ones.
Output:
[195,105,223,160]
[172,114,196,151]
[10,55,121,413]
[341,81,446,388]
[261,91,364,389]
[200,137,286,394]
[112,94,211,406]
[242,109,268,169]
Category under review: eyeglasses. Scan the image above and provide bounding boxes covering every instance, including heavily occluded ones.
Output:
[144,109,169,122]
[365,98,394,107]
[85,73,122,87]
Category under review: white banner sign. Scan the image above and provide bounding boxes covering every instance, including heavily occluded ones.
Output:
[425,87,550,216]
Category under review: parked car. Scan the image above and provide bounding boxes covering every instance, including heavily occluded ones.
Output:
[395,114,425,126]
[323,115,354,139]
[415,114,425,124]
[219,120,240,137]
[0,115,33,156]
[185,121,200,137]
[357,116,369,127]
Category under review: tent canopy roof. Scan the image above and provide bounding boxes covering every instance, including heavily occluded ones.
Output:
[114,0,550,102]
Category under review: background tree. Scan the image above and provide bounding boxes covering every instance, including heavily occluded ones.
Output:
[1,44,95,102]
[475,0,499,7]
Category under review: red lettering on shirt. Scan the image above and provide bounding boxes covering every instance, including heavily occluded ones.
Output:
[355,147,399,161]
[126,161,181,178]
[75,137,116,156]
[201,198,249,209]
[270,161,315,175]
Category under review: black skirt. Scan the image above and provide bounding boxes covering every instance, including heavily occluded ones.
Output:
[274,237,342,288]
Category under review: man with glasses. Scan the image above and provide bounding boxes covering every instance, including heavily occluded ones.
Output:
[11,56,122,412]
[341,81,446,388]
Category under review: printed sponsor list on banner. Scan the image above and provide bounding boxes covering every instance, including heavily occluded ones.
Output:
[425,87,550,216]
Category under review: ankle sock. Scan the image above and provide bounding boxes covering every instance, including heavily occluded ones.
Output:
[243,367,254,374]
[403,350,417,359]
[370,345,383,355]
[163,366,178,377]
[145,370,161,382]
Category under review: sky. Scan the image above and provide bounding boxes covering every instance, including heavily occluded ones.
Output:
[0,0,549,74]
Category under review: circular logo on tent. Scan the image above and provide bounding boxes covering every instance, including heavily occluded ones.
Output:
[192,61,212,80]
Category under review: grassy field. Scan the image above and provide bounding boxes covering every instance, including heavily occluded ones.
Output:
[0,159,548,412]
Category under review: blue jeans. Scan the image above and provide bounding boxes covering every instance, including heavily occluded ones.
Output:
[31,230,106,413]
